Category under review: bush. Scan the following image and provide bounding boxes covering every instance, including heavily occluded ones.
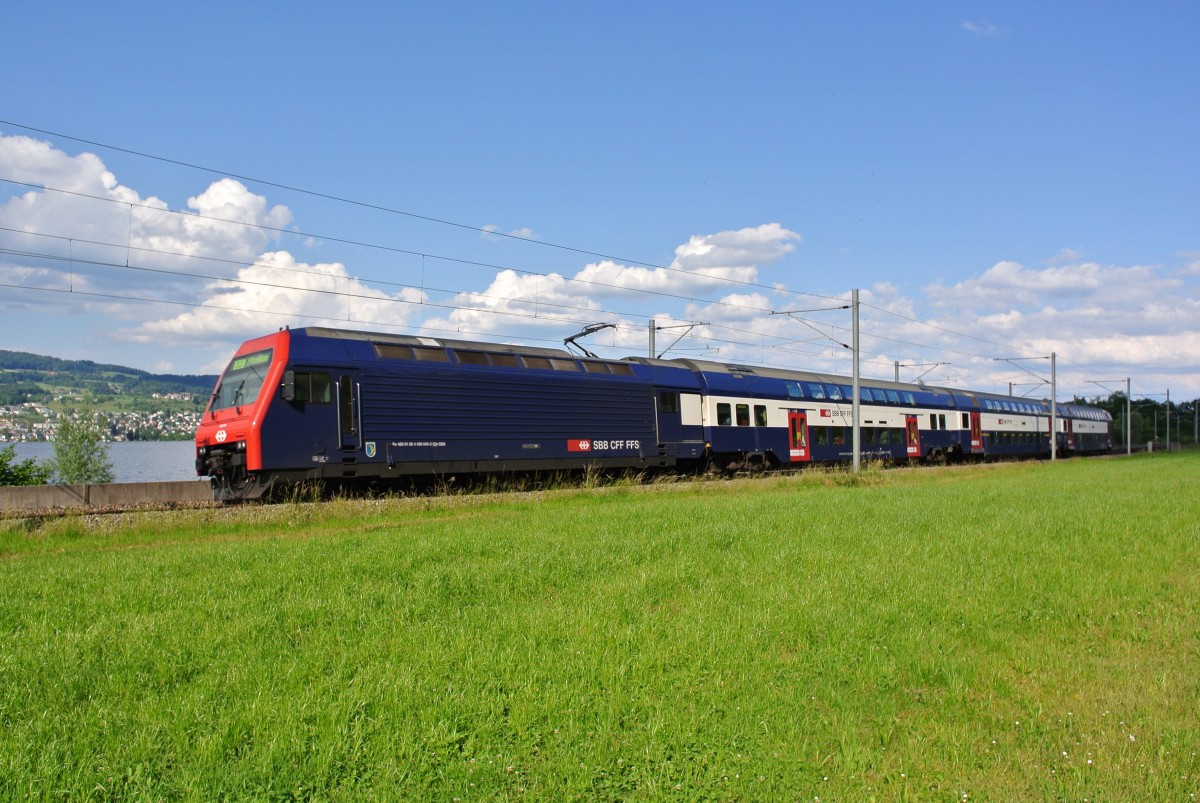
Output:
[51,407,115,484]
[0,445,52,486]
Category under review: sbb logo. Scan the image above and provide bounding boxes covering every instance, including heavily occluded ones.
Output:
[567,439,592,452]
[215,429,228,443]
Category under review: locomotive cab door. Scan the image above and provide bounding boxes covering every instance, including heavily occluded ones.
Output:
[337,374,361,452]
[788,411,810,463]
[905,414,921,458]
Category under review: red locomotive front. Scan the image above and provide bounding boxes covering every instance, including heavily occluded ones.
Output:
[195,330,290,497]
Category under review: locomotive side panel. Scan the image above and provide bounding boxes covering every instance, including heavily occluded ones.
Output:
[359,364,659,468]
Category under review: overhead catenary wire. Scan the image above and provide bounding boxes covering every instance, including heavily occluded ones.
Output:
[0,180,795,316]
[0,122,1114,392]
[0,129,847,306]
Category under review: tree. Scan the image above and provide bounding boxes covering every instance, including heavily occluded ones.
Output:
[51,406,115,484]
[0,445,52,486]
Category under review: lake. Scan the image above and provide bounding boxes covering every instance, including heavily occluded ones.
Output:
[4,441,201,483]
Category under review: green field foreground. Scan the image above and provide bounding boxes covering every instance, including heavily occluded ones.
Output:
[2,454,1198,801]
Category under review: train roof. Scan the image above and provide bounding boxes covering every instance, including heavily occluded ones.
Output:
[292,327,1107,417]
[299,326,575,360]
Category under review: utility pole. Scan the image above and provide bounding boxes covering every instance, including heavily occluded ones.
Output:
[648,319,655,359]
[1050,352,1057,461]
[852,289,861,473]
[1166,388,1171,453]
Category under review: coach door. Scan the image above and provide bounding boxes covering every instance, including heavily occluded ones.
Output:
[655,391,683,445]
[337,374,361,452]
[970,411,983,453]
[1065,418,1075,451]
[905,414,921,458]
[788,411,811,462]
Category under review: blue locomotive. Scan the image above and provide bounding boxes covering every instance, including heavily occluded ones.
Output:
[196,326,1113,500]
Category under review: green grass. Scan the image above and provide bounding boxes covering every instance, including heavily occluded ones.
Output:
[2,454,1198,800]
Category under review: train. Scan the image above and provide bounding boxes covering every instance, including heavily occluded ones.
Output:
[194,326,1114,500]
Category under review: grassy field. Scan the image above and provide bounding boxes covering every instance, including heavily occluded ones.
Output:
[2,454,1198,801]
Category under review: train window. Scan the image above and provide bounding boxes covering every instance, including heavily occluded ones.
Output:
[659,392,680,413]
[825,384,844,400]
[339,376,355,436]
[412,347,450,362]
[808,383,826,400]
[886,390,901,404]
[291,371,331,404]
[904,392,916,405]
[549,358,579,371]
[374,344,413,360]
[786,382,804,399]
[211,348,273,411]
[490,353,520,367]
[609,363,634,376]
[862,428,875,445]
[961,413,969,428]
[582,361,610,374]
[310,372,331,403]
[814,427,830,446]
[717,403,732,426]
[736,404,750,427]
[872,389,889,403]
[939,414,946,430]
[929,414,938,430]
[454,351,490,365]
[754,405,768,426]
[521,356,551,369]
[860,388,872,402]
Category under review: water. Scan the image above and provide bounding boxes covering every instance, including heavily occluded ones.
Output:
[4,441,201,483]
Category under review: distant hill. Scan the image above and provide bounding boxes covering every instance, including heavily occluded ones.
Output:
[0,350,217,406]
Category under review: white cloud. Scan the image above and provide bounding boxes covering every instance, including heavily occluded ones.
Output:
[482,224,539,242]
[962,20,998,37]
[926,260,1174,310]
[127,251,426,354]
[1,135,292,302]
[574,223,801,298]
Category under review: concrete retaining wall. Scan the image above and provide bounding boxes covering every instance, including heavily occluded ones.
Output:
[0,481,214,511]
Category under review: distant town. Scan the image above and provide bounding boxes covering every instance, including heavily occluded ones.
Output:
[1,395,202,442]
[0,349,216,443]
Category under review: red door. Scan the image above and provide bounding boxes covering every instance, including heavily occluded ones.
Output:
[1066,418,1075,451]
[970,411,983,453]
[788,411,811,462]
[905,414,921,458]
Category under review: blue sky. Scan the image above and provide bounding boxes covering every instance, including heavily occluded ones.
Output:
[2,2,1197,402]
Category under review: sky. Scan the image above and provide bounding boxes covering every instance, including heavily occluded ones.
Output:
[2,2,1197,404]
